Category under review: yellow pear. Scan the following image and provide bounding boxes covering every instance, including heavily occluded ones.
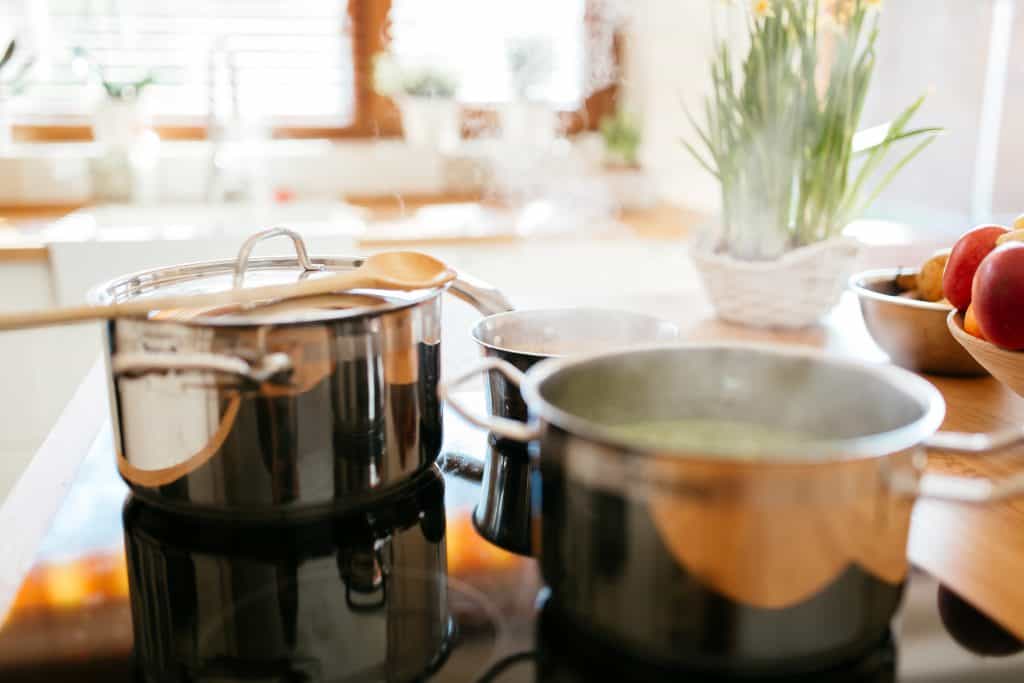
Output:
[996,229,1024,246]
[918,248,950,302]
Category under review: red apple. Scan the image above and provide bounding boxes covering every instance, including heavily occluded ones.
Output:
[972,243,1024,350]
[943,225,1009,310]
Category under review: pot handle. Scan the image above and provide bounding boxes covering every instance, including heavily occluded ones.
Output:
[111,351,293,488]
[885,430,1024,503]
[438,358,542,443]
[112,351,293,384]
[447,271,514,316]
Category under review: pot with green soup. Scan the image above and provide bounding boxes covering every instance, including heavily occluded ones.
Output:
[439,343,1024,676]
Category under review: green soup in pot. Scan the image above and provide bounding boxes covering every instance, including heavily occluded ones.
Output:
[603,418,815,457]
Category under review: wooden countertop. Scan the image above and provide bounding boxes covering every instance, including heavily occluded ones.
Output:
[0,205,81,262]
[0,196,703,263]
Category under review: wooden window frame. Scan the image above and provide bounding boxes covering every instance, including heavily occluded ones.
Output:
[13,0,620,143]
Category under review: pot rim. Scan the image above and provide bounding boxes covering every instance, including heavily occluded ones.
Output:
[850,268,954,313]
[470,307,680,359]
[87,255,446,328]
[519,341,947,465]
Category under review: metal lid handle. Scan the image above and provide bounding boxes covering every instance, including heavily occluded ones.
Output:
[233,227,325,289]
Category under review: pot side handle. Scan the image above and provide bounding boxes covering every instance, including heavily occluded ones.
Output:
[112,351,293,383]
[888,428,1024,503]
[438,357,541,443]
[447,271,514,316]
[111,351,291,488]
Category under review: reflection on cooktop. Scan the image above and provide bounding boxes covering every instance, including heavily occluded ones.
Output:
[532,593,896,683]
[9,409,1024,682]
[125,466,467,683]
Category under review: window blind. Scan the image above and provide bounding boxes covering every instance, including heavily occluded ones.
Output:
[0,0,355,126]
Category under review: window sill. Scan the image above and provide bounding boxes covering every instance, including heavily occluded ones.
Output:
[0,134,607,207]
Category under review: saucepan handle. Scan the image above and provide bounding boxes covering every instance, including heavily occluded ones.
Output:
[886,429,1024,503]
[447,272,515,317]
[438,358,542,443]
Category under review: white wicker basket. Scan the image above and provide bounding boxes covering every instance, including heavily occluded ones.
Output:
[691,237,862,328]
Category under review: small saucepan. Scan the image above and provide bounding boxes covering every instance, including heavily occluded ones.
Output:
[472,308,680,430]
[440,343,1024,676]
[455,309,678,555]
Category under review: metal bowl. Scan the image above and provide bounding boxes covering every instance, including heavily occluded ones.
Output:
[850,269,987,377]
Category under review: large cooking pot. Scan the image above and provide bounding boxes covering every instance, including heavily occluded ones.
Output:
[440,343,1024,676]
[91,228,511,520]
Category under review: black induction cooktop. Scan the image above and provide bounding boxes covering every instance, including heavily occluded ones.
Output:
[2,406,1024,683]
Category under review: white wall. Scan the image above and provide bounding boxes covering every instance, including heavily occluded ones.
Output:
[625,0,1021,231]
[623,0,724,217]
[0,261,61,490]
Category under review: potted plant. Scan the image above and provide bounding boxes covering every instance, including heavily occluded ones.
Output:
[599,109,656,210]
[72,48,159,201]
[74,47,156,148]
[0,38,33,152]
[684,0,941,328]
[501,36,559,146]
[374,53,460,150]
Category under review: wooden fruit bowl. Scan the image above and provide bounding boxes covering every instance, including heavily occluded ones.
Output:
[948,311,1024,396]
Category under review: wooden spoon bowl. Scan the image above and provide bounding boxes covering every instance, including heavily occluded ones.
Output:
[948,311,1024,397]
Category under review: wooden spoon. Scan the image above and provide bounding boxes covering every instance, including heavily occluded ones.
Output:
[0,251,456,331]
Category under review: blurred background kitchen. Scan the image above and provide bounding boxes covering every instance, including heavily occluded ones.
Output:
[0,0,1020,494]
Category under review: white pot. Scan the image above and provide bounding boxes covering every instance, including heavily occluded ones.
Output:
[602,166,657,211]
[498,101,557,148]
[395,96,461,151]
[93,97,149,149]
[691,236,862,328]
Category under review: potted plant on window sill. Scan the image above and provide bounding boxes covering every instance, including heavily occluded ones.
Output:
[0,38,33,152]
[684,0,941,328]
[374,53,460,151]
[500,36,559,147]
[599,109,656,211]
[74,49,159,202]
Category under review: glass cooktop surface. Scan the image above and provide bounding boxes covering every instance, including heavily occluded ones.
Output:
[2,397,1024,683]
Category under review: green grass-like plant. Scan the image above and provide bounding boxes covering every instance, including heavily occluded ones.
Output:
[684,0,942,259]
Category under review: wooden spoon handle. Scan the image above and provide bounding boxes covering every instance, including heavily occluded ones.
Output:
[0,269,371,331]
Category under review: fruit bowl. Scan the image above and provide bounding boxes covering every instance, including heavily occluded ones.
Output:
[948,311,1024,396]
[850,269,987,376]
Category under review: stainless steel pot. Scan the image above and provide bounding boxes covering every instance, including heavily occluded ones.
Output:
[472,308,679,425]
[91,228,511,520]
[440,344,1024,675]
[464,308,678,556]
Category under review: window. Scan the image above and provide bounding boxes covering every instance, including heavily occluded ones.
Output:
[2,0,619,140]
[2,0,355,129]
[389,0,588,107]
[860,0,1022,227]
